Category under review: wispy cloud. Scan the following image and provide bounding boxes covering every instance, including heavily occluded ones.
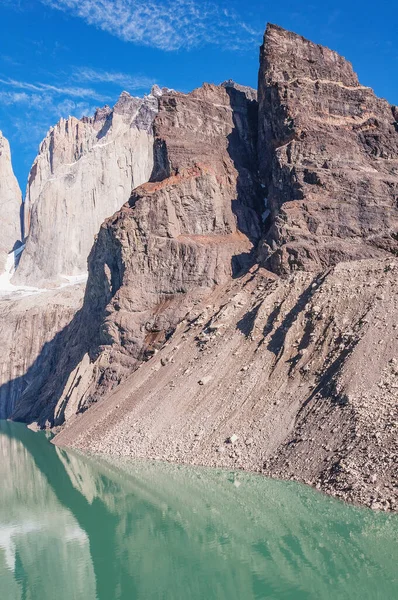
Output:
[73,67,155,91]
[0,77,108,101]
[0,89,96,118]
[41,0,261,51]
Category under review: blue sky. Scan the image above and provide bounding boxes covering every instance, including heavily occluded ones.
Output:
[0,0,397,190]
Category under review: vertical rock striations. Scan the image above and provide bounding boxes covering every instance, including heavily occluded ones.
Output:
[258,24,398,273]
[13,89,160,286]
[0,131,22,272]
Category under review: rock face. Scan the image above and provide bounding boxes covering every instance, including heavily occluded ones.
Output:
[0,285,84,419]
[0,131,22,272]
[258,24,398,273]
[11,83,262,425]
[13,90,159,286]
[52,27,398,512]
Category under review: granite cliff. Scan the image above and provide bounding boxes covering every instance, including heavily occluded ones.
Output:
[11,82,262,425]
[258,24,398,272]
[0,131,22,273]
[13,88,160,287]
[0,88,160,421]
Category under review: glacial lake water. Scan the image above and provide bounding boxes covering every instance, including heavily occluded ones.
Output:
[1,420,397,600]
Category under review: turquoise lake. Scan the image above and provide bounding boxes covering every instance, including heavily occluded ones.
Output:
[0,419,397,600]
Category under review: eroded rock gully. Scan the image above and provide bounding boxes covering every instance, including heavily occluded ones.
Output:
[55,258,398,511]
[2,24,398,511]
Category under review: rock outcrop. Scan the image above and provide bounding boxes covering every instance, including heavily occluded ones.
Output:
[52,27,398,512]
[13,89,160,286]
[258,24,398,273]
[11,82,262,425]
[0,131,22,272]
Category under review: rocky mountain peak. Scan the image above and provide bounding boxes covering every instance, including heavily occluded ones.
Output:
[258,23,398,273]
[13,89,159,287]
[262,23,360,87]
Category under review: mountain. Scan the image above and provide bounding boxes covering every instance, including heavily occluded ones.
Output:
[0,131,22,273]
[13,88,160,287]
[11,81,263,424]
[258,24,398,272]
[1,25,397,511]
[0,89,161,418]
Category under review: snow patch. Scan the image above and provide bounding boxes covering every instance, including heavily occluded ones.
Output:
[0,248,88,299]
[0,245,42,297]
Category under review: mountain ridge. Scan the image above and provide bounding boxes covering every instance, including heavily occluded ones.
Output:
[0,23,397,511]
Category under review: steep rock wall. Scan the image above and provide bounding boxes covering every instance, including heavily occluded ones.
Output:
[0,131,22,272]
[13,89,160,286]
[258,24,398,273]
[0,285,84,419]
[12,83,262,425]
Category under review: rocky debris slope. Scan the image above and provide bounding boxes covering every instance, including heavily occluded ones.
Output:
[0,131,22,272]
[258,24,398,273]
[55,258,398,511]
[0,284,84,419]
[13,88,160,287]
[12,83,262,425]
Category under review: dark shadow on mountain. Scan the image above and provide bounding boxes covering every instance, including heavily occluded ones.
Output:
[236,302,262,337]
[1,231,125,426]
[1,305,88,425]
[267,271,330,359]
[224,85,264,278]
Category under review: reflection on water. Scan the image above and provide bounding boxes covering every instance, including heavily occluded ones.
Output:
[0,420,397,600]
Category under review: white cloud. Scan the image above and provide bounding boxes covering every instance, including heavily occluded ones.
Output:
[0,89,96,119]
[0,78,108,101]
[73,67,155,91]
[41,0,261,51]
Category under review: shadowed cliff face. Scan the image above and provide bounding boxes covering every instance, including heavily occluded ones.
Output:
[258,24,398,273]
[11,83,262,425]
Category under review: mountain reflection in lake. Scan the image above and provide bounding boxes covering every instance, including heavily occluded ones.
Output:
[0,420,397,600]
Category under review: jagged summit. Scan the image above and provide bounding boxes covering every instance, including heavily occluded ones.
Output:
[262,23,360,86]
[258,22,398,273]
